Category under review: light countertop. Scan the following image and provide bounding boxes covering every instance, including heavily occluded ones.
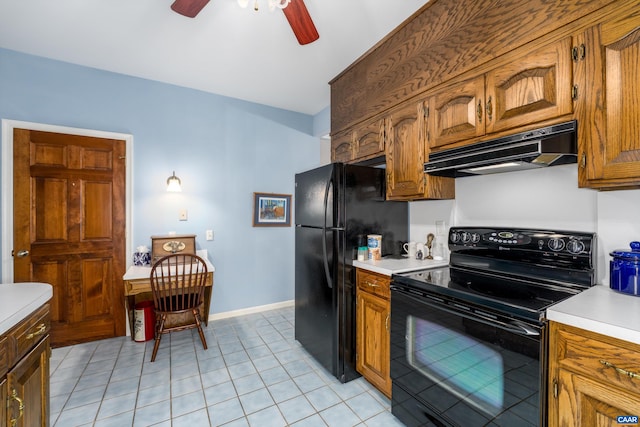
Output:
[353,256,449,276]
[0,282,53,335]
[123,257,215,280]
[547,285,640,345]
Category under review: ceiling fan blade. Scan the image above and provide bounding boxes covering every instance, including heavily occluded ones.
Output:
[282,0,319,45]
[171,0,210,18]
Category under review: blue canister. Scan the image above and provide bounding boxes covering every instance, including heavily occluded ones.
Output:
[610,241,640,296]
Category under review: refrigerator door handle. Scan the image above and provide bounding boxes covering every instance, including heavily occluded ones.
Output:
[322,177,333,289]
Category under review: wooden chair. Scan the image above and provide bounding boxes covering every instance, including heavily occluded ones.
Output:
[149,253,208,362]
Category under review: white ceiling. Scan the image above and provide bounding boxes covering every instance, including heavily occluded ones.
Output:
[0,0,428,115]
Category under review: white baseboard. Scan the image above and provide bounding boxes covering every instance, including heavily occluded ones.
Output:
[208,300,294,322]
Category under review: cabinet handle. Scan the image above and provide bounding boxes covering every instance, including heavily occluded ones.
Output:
[26,323,46,339]
[572,85,579,100]
[366,281,379,288]
[476,100,483,123]
[10,389,25,427]
[486,97,493,122]
[580,153,586,169]
[385,313,390,332]
[600,359,640,379]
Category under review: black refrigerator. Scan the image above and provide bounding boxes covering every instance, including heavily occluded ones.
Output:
[294,163,408,383]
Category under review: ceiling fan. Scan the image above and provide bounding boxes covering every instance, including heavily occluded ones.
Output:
[170,0,320,45]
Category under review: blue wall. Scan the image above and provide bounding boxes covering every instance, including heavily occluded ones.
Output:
[0,48,323,314]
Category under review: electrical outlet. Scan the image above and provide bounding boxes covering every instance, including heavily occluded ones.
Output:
[206,229,214,241]
[179,209,188,221]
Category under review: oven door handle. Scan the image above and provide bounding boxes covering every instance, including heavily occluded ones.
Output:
[391,285,540,337]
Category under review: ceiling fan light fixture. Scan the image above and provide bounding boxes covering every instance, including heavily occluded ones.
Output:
[237,0,249,8]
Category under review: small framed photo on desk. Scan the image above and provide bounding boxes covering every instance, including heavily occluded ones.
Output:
[252,192,291,227]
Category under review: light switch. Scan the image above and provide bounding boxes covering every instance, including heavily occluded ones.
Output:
[179,209,188,221]
[206,229,214,241]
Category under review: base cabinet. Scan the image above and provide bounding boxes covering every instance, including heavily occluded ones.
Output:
[548,321,640,427]
[1,304,50,427]
[7,338,50,427]
[356,269,391,398]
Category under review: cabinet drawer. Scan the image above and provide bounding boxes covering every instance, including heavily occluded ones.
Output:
[555,323,640,396]
[0,336,8,378]
[356,270,390,300]
[9,303,51,365]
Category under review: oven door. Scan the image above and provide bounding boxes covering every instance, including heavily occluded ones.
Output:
[390,283,546,427]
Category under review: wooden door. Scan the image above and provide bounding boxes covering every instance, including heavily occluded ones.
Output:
[13,129,126,347]
[356,290,391,398]
[6,337,49,427]
[578,13,640,188]
[427,75,486,149]
[485,37,573,134]
[385,102,426,199]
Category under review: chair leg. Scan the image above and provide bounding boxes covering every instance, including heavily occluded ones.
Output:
[193,309,208,350]
[150,314,166,362]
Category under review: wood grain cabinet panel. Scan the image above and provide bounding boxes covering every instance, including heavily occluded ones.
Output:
[353,118,385,161]
[485,37,573,134]
[548,321,640,427]
[330,130,353,163]
[2,304,50,427]
[427,75,486,149]
[576,7,640,189]
[386,101,455,200]
[427,38,573,150]
[356,269,391,398]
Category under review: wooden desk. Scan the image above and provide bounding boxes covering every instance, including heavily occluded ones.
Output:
[122,260,215,338]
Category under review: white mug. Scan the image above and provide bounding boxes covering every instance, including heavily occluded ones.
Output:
[403,241,417,257]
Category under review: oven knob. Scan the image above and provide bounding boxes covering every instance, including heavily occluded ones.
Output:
[461,232,471,243]
[548,238,565,251]
[567,239,585,254]
[450,232,460,243]
[471,233,481,243]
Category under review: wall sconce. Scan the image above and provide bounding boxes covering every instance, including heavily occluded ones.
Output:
[166,171,182,192]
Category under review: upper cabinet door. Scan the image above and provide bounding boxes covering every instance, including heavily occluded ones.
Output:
[427,75,486,149]
[353,118,385,160]
[330,130,353,163]
[578,11,640,188]
[385,102,426,199]
[485,37,573,134]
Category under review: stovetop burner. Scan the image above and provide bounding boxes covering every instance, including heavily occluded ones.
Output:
[392,227,597,322]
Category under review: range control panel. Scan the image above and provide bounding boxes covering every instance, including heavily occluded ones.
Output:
[449,227,596,258]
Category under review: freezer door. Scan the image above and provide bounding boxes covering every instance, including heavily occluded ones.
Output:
[294,225,337,376]
[294,163,339,228]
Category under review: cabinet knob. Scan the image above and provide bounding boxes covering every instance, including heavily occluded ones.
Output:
[477,100,483,123]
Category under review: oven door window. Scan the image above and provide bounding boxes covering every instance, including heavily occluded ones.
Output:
[408,316,504,417]
[391,289,541,427]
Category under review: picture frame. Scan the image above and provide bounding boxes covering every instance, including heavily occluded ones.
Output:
[252,192,292,227]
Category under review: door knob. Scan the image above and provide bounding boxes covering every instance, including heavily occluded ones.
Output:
[15,250,29,257]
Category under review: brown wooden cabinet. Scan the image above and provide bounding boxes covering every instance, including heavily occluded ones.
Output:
[386,101,455,200]
[356,269,391,398]
[2,304,50,427]
[427,75,486,150]
[330,129,353,163]
[7,338,49,427]
[576,7,640,189]
[427,38,573,151]
[330,117,385,164]
[548,321,640,427]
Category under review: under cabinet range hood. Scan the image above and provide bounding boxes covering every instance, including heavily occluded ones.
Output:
[423,120,577,177]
